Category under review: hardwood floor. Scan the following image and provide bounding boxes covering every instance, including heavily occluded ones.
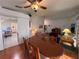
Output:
[0,44,28,59]
[0,43,78,59]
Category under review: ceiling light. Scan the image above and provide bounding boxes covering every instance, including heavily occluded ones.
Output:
[31,4,39,10]
[31,2,39,12]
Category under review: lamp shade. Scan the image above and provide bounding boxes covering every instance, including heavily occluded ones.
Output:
[63,28,71,33]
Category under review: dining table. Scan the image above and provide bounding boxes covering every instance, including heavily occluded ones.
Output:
[28,34,64,58]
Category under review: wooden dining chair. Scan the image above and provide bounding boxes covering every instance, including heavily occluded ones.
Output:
[23,37,60,59]
[28,42,40,59]
[23,37,40,59]
[23,37,30,58]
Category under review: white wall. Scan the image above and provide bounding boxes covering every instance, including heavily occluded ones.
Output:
[31,15,77,33]
[1,19,17,31]
[0,7,30,39]
[0,7,30,50]
[0,7,28,18]
[32,16,44,33]
[17,17,30,44]
[44,17,76,32]
[0,18,4,50]
[77,18,79,47]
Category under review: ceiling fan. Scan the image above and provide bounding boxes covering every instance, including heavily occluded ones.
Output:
[15,0,47,12]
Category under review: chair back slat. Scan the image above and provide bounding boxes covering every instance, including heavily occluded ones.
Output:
[23,37,40,59]
[28,42,40,59]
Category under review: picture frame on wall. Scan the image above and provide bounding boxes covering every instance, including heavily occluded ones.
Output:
[39,25,43,29]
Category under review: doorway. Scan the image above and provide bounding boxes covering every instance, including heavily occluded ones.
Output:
[1,16,18,49]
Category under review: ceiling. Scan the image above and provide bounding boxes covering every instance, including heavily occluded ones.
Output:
[0,0,79,18]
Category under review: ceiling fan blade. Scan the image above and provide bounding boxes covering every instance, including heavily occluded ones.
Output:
[37,0,43,3]
[15,5,23,8]
[27,0,42,3]
[39,6,47,9]
[24,5,31,8]
[27,0,33,3]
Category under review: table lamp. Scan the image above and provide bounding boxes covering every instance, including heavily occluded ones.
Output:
[63,28,71,36]
[62,28,72,41]
[62,28,73,46]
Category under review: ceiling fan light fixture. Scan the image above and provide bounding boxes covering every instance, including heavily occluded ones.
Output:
[31,2,39,10]
[31,4,39,10]
[15,0,47,12]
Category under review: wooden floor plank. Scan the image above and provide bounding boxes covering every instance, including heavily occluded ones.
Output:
[0,43,78,59]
